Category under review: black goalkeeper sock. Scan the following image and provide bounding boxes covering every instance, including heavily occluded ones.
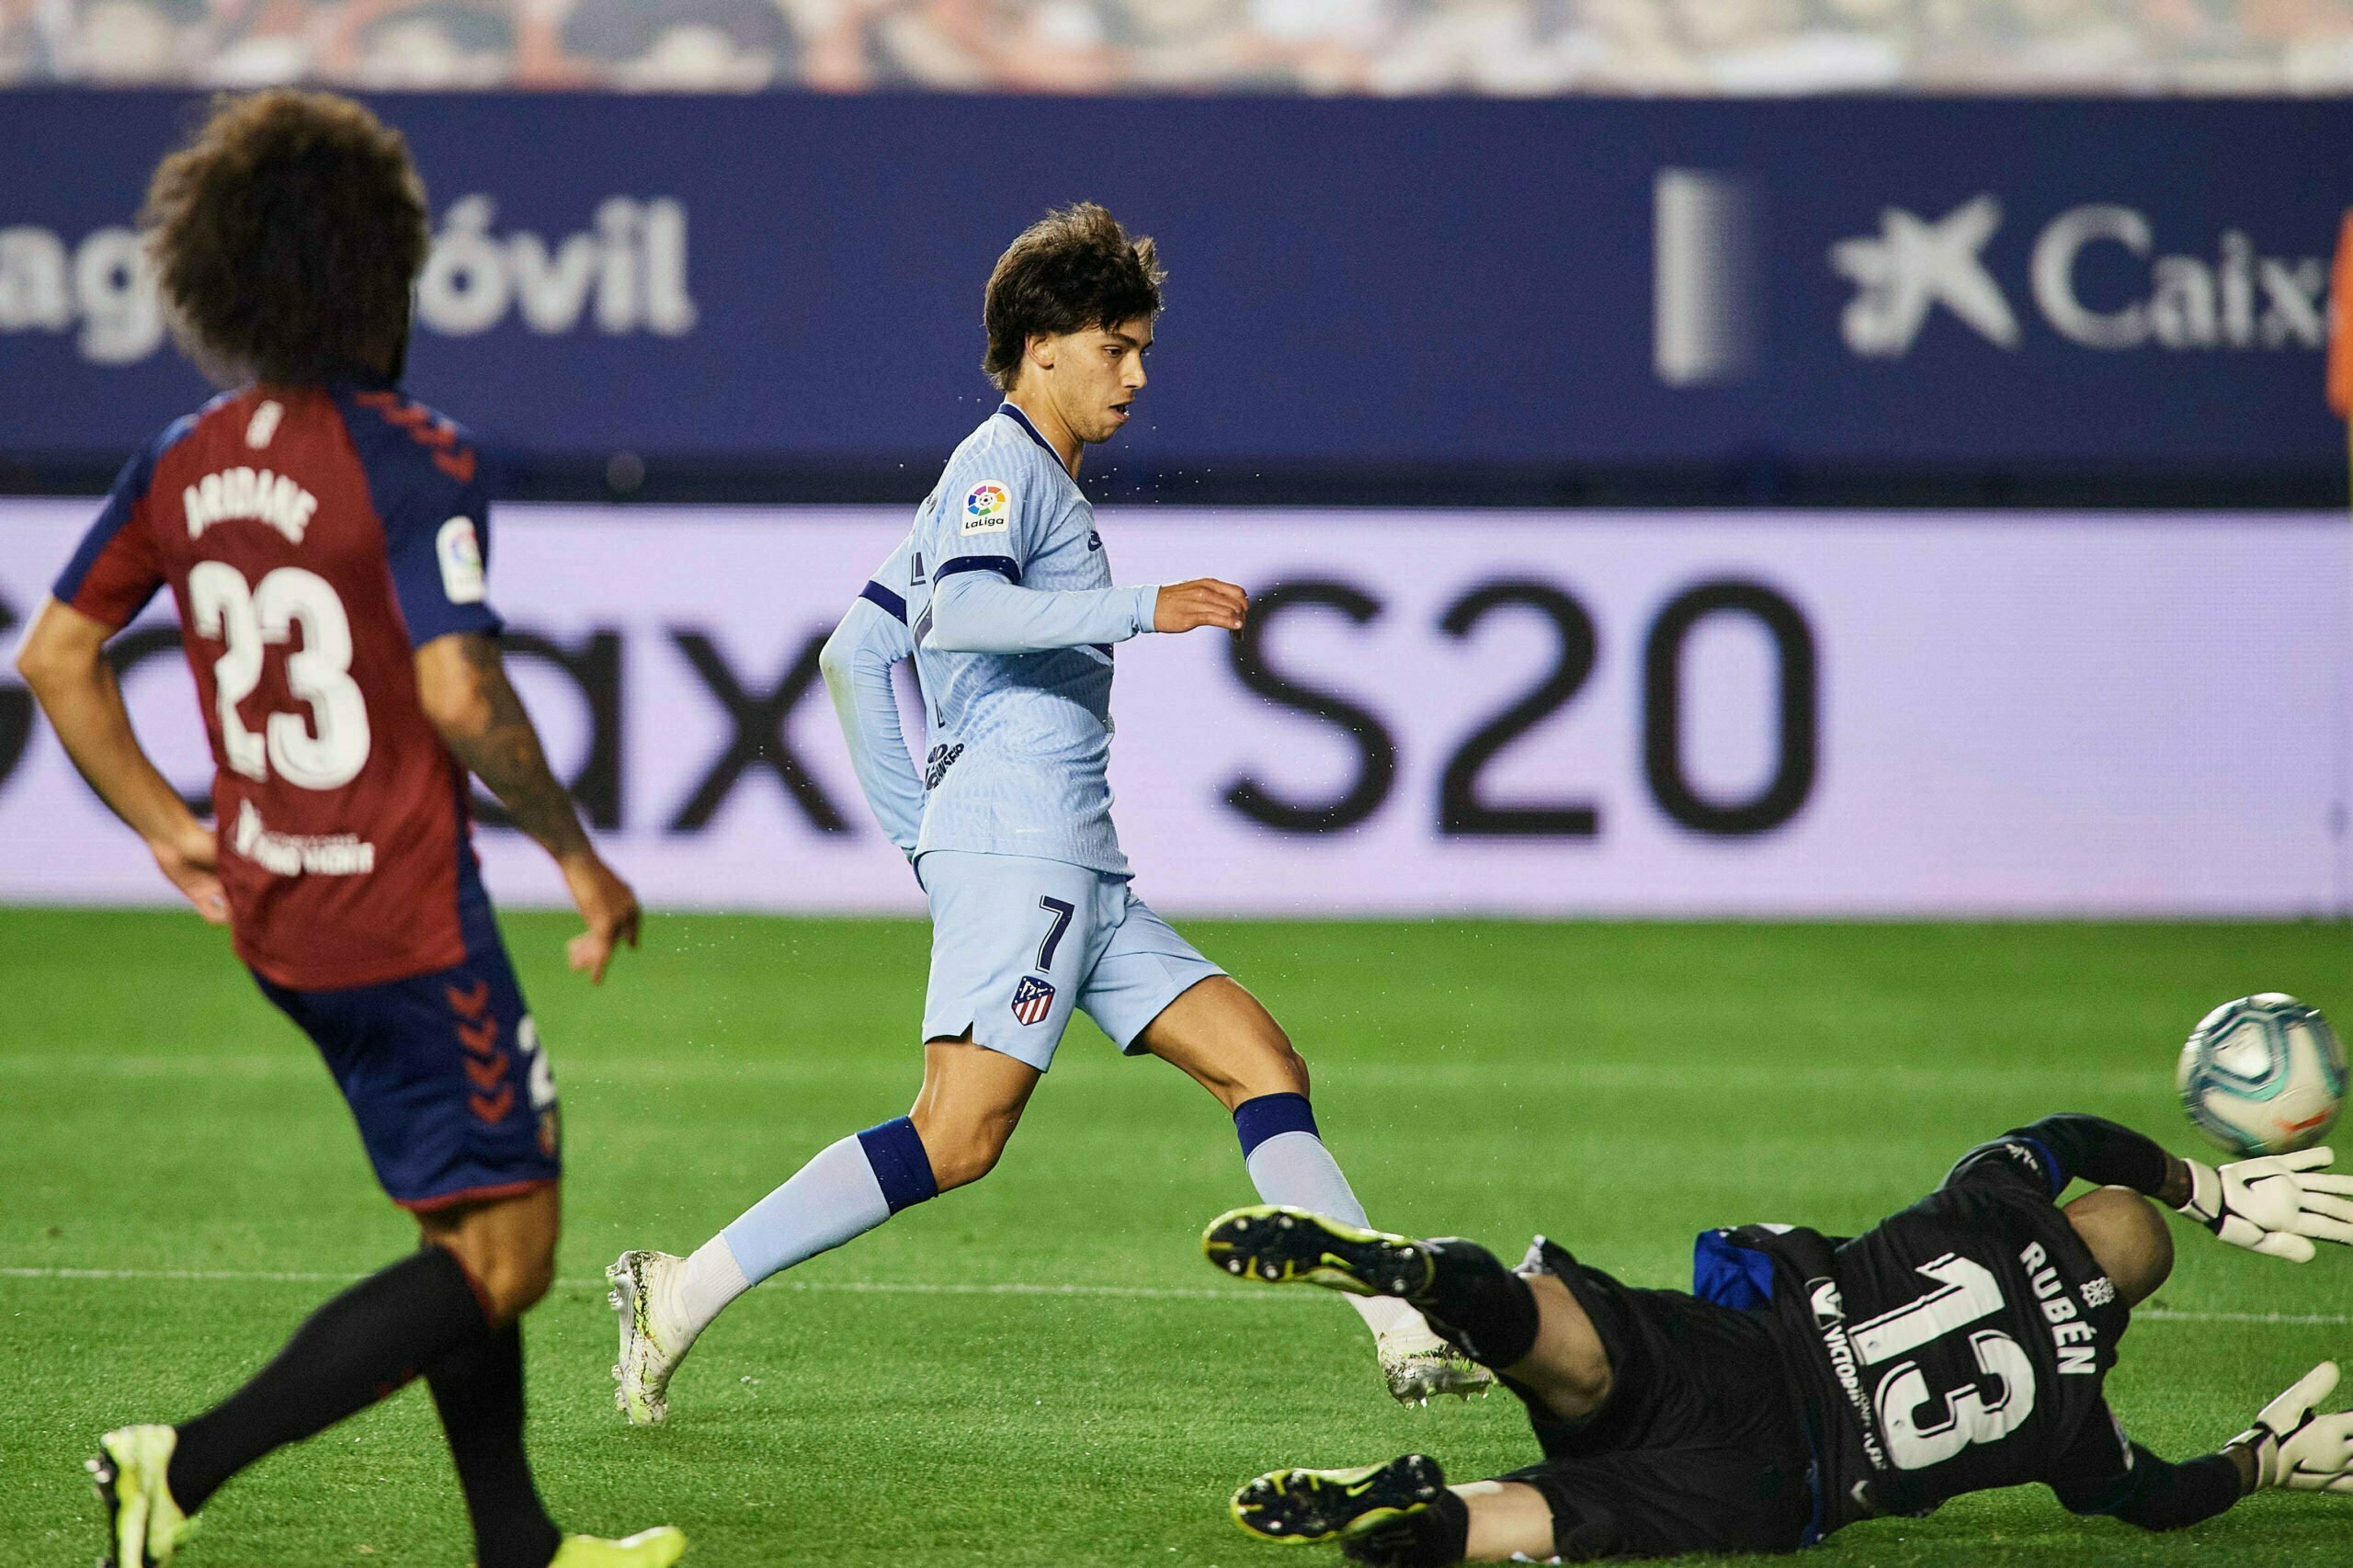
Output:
[167,1246,493,1514]
[1340,1488,1471,1568]
[426,1322,563,1568]
[1413,1239,1540,1369]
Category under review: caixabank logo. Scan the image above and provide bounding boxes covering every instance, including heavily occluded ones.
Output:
[1653,170,2334,384]
[0,194,697,365]
[1831,194,2331,358]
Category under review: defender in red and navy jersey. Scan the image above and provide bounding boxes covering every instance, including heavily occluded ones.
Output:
[51,380,592,1216]
[17,90,679,1568]
[58,381,506,992]
[1199,1114,2353,1566]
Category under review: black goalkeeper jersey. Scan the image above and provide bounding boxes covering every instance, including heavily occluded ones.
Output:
[1724,1135,2139,1536]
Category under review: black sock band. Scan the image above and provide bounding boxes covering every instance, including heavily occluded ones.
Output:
[1414,1238,1540,1369]
[427,1322,563,1568]
[1341,1488,1471,1568]
[167,1246,493,1514]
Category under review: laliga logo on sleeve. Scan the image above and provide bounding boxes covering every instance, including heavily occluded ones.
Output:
[961,481,1011,535]
[438,517,488,604]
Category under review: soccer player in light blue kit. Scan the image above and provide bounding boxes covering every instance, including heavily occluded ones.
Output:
[608,203,1487,1419]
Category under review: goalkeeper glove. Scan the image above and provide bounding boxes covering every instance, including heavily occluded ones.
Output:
[2233,1362,2353,1493]
[2176,1148,2353,1263]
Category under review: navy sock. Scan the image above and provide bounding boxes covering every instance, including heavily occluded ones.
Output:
[857,1115,940,1212]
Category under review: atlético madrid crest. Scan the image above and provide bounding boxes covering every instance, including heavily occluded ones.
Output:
[1011,974,1056,1027]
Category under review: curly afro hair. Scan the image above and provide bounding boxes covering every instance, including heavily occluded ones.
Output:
[142,90,429,385]
[983,202,1164,392]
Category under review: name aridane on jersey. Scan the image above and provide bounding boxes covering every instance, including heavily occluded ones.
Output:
[52,382,503,991]
[181,464,320,542]
[860,402,1155,876]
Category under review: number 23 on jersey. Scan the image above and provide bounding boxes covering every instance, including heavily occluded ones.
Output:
[188,561,371,790]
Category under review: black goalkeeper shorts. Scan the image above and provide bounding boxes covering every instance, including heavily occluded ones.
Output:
[1495,1236,1817,1561]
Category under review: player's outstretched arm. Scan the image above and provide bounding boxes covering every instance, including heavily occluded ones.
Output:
[926,569,1166,653]
[2046,1367,2353,1533]
[2098,1360,2353,1528]
[926,572,1243,653]
[415,631,641,983]
[2059,1438,2249,1533]
[2175,1151,2353,1262]
[1956,1114,2353,1261]
[14,597,227,923]
[2233,1361,2353,1494]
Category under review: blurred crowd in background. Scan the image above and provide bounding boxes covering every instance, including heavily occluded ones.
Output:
[6,0,2353,93]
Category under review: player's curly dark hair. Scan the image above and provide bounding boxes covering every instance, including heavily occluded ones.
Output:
[142,90,429,385]
[983,202,1165,391]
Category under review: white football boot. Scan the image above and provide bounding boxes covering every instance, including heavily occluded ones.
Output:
[90,1424,197,1567]
[608,1250,700,1426]
[1377,1316,1495,1405]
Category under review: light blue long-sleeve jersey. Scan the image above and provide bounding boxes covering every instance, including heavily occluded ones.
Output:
[824,403,1159,875]
[818,538,924,857]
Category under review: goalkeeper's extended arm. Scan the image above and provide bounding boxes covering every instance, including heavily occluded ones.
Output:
[1961,1114,2353,1262]
[2075,1364,2353,1531]
[1972,1114,2184,1201]
[2229,1362,2353,1495]
[2087,1446,2247,1532]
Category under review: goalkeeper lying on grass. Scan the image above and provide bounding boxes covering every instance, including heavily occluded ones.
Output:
[1202,1115,2353,1565]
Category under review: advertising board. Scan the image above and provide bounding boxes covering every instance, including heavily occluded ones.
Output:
[2,504,2343,916]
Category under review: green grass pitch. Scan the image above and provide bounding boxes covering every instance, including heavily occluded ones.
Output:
[5,908,2351,1566]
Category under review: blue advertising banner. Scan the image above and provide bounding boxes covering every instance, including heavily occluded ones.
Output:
[1,91,2345,480]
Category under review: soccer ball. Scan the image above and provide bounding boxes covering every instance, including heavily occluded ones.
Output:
[2177,994,2347,1157]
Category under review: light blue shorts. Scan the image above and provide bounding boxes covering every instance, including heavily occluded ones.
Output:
[917,850,1225,1072]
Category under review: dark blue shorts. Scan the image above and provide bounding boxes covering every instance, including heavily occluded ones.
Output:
[256,924,562,1211]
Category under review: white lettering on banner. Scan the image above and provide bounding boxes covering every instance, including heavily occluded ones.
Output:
[1,505,2347,917]
[414,195,698,339]
[1828,195,2329,358]
[2030,204,2152,349]
[0,197,695,365]
[0,223,161,362]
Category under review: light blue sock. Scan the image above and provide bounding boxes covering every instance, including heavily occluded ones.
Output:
[1233,1092,1370,1225]
[1233,1093,1415,1335]
[679,1118,940,1334]
[719,1135,893,1284]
